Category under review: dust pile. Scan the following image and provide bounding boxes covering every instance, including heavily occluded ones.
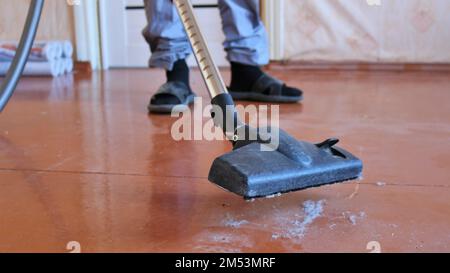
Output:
[271,200,325,239]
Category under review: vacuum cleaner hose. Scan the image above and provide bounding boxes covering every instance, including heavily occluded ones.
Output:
[0,0,44,112]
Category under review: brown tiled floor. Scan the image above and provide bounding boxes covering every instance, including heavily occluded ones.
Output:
[1,68,449,252]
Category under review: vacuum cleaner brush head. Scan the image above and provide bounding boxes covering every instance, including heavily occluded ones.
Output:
[173,0,362,199]
[208,129,363,199]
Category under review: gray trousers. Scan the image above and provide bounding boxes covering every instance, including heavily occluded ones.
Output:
[142,0,269,70]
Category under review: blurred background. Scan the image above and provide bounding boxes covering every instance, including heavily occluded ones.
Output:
[1,0,450,253]
[0,0,449,71]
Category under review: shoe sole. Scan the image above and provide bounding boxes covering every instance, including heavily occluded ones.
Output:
[229,91,303,103]
[148,94,196,114]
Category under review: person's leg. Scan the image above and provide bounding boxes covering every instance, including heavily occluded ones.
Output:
[219,0,303,101]
[142,0,191,71]
[219,0,269,66]
[143,0,194,111]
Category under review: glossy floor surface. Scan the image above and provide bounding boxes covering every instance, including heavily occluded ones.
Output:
[1,68,450,253]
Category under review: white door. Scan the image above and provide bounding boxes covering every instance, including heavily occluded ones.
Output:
[99,0,228,68]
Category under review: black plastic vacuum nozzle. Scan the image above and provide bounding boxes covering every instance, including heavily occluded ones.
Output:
[174,0,363,199]
[209,93,363,199]
[208,130,363,199]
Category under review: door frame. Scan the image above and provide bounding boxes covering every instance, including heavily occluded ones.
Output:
[73,0,285,69]
[98,0,131,69]
[72,0,102,70]
[261,0,285,60]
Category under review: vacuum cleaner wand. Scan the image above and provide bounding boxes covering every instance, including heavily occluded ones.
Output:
[0,0,44,112]
[174,0,227,99]
[174,0,243,140]
[176,0,363,199]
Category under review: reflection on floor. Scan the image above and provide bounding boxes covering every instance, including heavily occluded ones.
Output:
[1,68,450,252]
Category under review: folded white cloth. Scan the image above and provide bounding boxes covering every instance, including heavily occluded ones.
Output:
[0,40,74,77]
[0,59,64,77]
[63,58,74,73]
[0,41,65,62]
[61,40,73,58]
